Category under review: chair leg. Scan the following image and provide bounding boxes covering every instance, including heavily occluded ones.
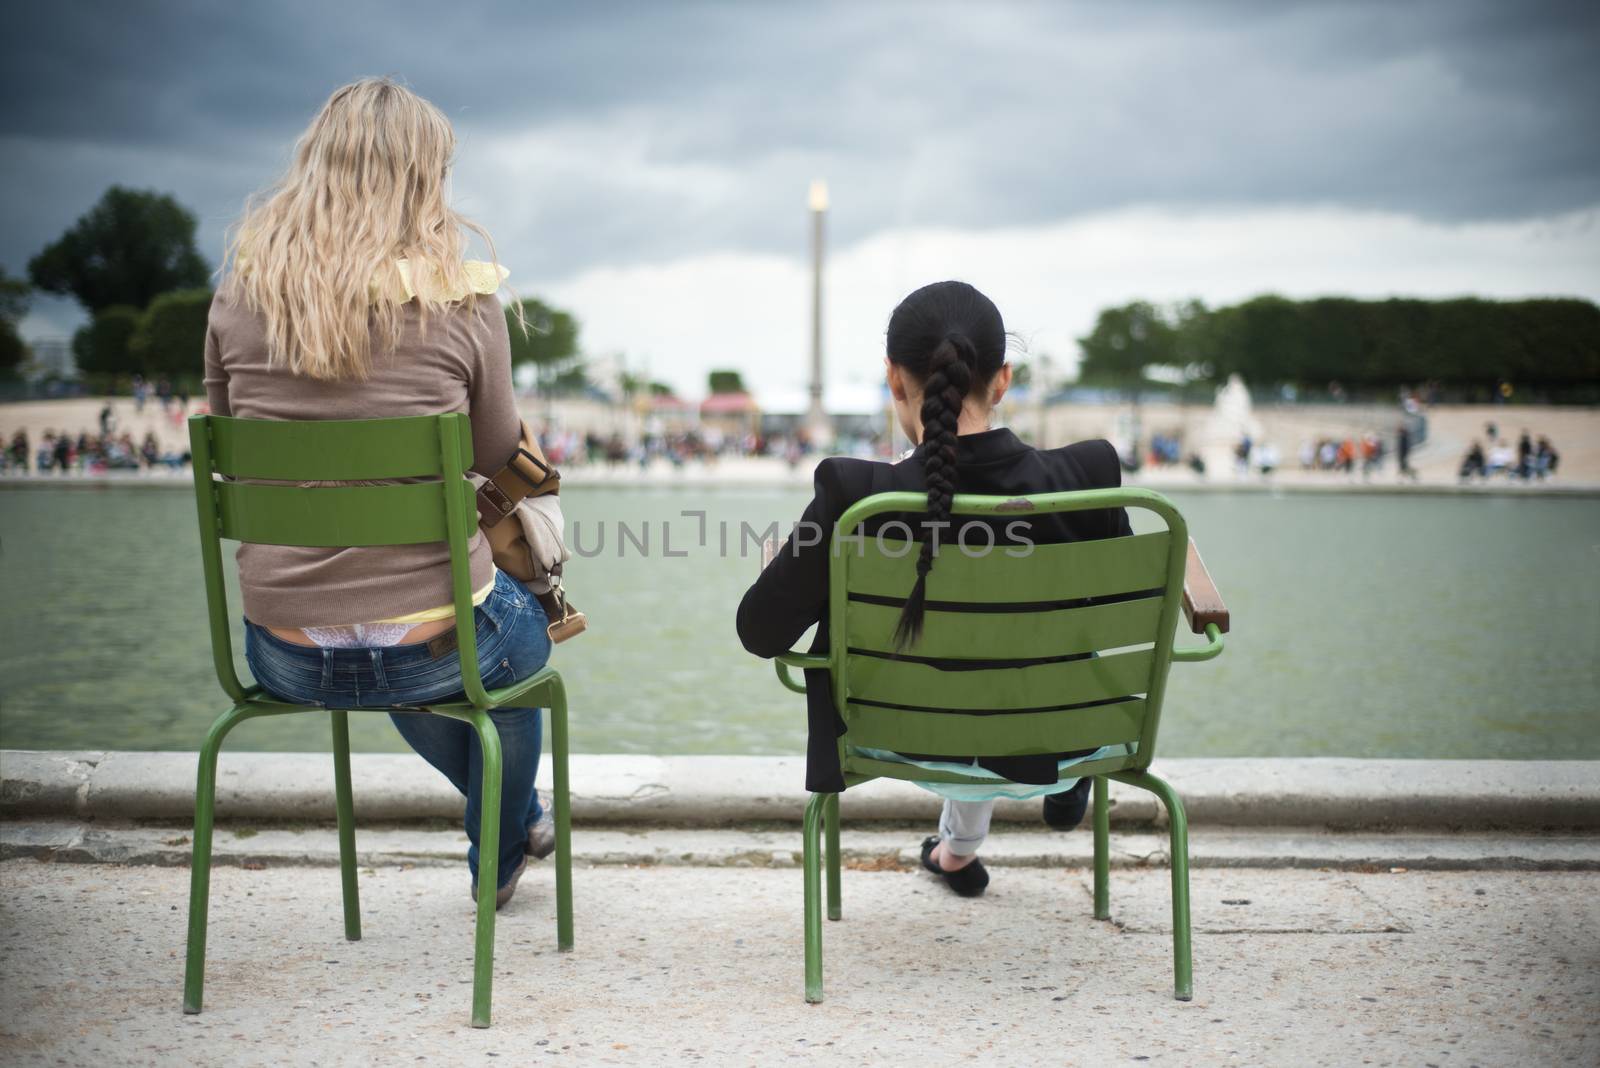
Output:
[549,676,574,952]
[330,710,362,942]
[468,710,504,1029]
[1092,775,1110,921]
[182,703,259,1015]
[802,792,826,1003]
[1116,770,1193,1002]
[823,793,841,922]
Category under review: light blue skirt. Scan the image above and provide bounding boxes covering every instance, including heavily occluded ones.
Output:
[850,743,1138,802]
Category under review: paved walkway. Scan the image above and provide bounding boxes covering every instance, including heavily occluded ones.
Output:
[2,858,1596,1066]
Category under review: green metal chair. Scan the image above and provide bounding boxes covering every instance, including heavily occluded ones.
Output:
[766,488,1228,1004]
[182,412,573,1029]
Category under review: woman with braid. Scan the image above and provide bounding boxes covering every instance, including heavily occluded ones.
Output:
[738,281,1132,896]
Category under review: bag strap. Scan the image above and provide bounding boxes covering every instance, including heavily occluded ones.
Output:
[476,422,561,529]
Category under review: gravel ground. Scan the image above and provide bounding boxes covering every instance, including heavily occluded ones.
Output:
[2,859,1597,1066]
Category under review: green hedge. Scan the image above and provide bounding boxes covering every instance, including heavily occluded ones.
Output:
[1081,295,1600,390]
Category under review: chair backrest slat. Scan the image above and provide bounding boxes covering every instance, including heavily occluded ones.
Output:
[845,530,1170,604]
[206,415,470,479]
[845,596,1163,661]
[844,647,1154,711]
[843,699,1146,756]
[214,480,454,547]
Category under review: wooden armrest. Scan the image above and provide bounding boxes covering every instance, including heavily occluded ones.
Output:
[1182,539,1229,635]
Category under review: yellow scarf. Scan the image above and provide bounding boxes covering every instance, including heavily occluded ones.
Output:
[375,258,509,303]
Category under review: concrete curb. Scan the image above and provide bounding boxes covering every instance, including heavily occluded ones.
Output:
[6,819,1597,872]
[3,751,1597,830]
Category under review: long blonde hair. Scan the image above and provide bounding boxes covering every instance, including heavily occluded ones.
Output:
[221,77,501,380]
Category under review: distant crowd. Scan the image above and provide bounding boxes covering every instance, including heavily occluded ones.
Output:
[2,401,191,476]
[1134,424,1414,481]
[129,373,194,425]
[1295,426,1417,480]
[1459,424,1560,482]
[539,427,884,470]
[0,395,1571,487]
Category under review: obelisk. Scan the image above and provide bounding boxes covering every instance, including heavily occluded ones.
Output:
[805,178,830,448]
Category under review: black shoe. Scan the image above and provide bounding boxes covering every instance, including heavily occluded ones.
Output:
[919,836,989,897]
[1042,777,1094,831]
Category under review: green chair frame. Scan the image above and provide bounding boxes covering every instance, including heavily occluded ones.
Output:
[182,412,573,1029]
[766,488,1226,1004]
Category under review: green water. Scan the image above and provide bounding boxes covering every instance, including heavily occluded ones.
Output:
[1,486,1596,757]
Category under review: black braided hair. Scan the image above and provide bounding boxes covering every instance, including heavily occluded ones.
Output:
[886,282,1006,649]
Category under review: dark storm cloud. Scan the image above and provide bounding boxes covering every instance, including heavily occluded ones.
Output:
[3,0,1598,283]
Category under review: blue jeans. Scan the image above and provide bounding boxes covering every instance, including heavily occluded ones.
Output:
[244,571,552,889]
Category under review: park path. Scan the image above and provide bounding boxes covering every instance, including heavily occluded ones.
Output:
[2,860,1595,1065]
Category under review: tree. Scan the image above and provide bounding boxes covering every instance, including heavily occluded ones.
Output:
[129,288,213,380]
[1076,301,1176,384]
[707,369,746,394]
[1122,293,1600,392]
[617,370,646,398]
[73,305,142,382]
[0,266,30,378]
[1206,295,1306,385]
[505,297,583,393]
[28,187,210,313]
[552,365,591,393]
[1166,300,1216,380]
[0,266,28,323]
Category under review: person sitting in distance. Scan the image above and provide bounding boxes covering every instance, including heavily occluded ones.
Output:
[737,281,1134,897]
[1534,436,1559,479]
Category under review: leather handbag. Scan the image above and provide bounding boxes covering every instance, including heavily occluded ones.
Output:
[475,421,587,642]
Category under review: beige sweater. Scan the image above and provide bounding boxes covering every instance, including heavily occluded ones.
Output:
[203,292,520,627]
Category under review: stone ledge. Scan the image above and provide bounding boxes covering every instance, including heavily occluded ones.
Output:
[3,751,1597,830]
[5,819,1596,872]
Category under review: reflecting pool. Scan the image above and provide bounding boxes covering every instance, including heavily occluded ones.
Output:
[1,486,1595,757]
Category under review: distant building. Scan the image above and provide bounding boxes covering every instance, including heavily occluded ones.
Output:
[698,391,760,439]
[642,392,697,436]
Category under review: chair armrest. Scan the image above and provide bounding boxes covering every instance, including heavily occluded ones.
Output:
[1182,538,1229,635]
[774,650,829,695]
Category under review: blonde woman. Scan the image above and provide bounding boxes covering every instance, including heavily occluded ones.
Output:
[206,78,552,908]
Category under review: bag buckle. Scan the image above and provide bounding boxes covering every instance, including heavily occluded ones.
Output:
[514,447,556,483]
[542,572,588,643]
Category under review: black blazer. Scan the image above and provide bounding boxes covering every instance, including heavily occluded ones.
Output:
[736,428,1133,793]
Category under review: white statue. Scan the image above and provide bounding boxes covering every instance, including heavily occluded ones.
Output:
[1198,374,1264,478]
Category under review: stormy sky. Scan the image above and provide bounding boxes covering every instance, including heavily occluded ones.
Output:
[4,0,1598,397]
